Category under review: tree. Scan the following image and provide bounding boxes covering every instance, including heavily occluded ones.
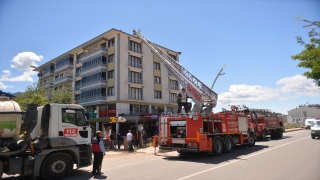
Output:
[13,82,49,110]
[291,24,320,86]
[50,88,74,104]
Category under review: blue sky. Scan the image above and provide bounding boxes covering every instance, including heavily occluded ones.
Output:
[0,0,319,114]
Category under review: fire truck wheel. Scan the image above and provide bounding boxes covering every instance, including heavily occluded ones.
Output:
[278,129,283,138]
[223,137,233,153]
[212,138,223,156]
[41,153,73,180]
[247,134,255,147]
[260,130,266,141]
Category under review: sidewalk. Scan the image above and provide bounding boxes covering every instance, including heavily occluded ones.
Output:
[105,145,158,155]
[284,128,304,133]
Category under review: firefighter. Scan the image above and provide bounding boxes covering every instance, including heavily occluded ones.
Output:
[177,87,193,113]
[91,131,105,176]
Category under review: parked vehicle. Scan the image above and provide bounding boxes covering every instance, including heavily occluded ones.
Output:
[305,119,315,130]
[311,120,320,139]
[0,95,92,179]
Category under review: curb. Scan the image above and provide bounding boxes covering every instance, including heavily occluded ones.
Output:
[284,128,304,133]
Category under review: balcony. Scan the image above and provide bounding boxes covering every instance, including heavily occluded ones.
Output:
[79,46,108,62]
[127,61,144,70]
[54,75,73,86]
[127,45,144,54]
[55,63,73,74]
[75,72,81,78]
[80,78,107,91]
[79,94,107,106]
[38,70,54,80]
[128,94,144,101]
[43,82,54,89]
[80,62,107,76]
[127,77,144,85]
[74,86,81,91]
[169,85,179,90]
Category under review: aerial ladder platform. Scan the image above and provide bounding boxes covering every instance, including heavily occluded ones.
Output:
[133,30,218,114]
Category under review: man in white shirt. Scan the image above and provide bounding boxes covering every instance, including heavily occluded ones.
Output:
[177,87,192,113]
[127,130,133,152]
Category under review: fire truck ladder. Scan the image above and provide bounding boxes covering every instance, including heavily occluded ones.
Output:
[133,30,218,114]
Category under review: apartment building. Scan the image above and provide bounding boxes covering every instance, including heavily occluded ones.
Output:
[35,28,181,134]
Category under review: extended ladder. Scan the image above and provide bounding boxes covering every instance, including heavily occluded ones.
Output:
[133,30,218,113]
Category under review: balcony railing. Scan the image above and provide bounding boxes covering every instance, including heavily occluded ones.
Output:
[55,63,73,73]
[38,70,54,79]
[169,98,176,103]
[43,82,54,89]
[128,94,144,101]
[54,75,73,85]
[127,61,144,69]
[128,77,144,84]
[127,45,143,54]
[81,62,107,75]
[79,46,108,62]
[169,85,179,90]
[80,78,107,90]
[79,94,107,106]
[74,86,80,91]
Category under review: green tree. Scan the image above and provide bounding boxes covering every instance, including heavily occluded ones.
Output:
[50,88,74,104]
[13,82,49,110]
[291,24,320,86]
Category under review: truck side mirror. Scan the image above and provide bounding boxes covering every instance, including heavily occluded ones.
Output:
[41,104,51,129]
[86,121,90,126]
[85,112,90,120]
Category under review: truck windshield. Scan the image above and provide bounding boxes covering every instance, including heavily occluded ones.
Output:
[312,121,320,127]
[62,108,87,126]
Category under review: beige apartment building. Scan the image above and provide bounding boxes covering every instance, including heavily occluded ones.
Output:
[35,28,181,134]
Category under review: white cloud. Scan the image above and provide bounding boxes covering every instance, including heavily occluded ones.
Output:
[0,52,43,88]
[218,84,279,105]
[217,75,320,106]
[276,74,320,97]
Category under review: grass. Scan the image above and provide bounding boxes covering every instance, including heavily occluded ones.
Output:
[284,124,302,129]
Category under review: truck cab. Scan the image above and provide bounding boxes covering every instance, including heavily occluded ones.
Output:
[305,119,315,130]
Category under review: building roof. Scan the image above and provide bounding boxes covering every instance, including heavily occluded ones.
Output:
[34,28,181,71]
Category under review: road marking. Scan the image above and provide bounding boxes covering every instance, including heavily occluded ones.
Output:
[176,136,309,180]
[116,163,135,167]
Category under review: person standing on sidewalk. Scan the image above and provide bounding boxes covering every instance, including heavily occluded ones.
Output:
[91,131,105,176]
[116,132,122,149]
[127,130,133,152]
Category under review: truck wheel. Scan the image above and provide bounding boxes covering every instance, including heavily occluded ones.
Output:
[223,137,233,153]
[311,135,315,139]
[278,129,283,138]
[212,138,223,156]
[247,134,255,147]
[41,153,73,180]
[260,130,266,141]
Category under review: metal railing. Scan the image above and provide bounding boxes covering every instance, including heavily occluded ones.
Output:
[128,77,144,84]
[128,94,144,100]
[55,63,73,72]
[81,61,107,73]
[128,61,144,69]
[127,45,143,54]
[169,85,179,90]
[80,78,107,87]
[79,46,108,60]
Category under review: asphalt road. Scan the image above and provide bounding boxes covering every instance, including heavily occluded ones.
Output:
[3,130,320,180]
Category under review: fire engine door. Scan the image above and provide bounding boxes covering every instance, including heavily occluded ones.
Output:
[59,107,90,144]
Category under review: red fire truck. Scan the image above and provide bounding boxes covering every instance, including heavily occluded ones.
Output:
[133,30,256,155]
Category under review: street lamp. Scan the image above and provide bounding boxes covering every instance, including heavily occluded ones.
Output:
[211,64,227,90]
[30,65,37,69]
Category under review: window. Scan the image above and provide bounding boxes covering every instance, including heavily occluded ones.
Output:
[154,62,160,70]
[61,108,87,126]
[108,39,115,47]
[55,75,59,80]
[169,80,178,90]
[129,55,142,68]
[168,54,177,60]
[129,87,142,100]
[154,91,162,99]
[59,86,63,90]
[170,93,177,103]
[107,87,115,96]
[59,74,63,78]
[108,54,114,63]
[129,41,142,54]
[154,76,161,84]
[108,70,114,79]
[129,71,142,84]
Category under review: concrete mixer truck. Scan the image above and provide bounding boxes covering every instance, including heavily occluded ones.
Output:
[0,95,92,179]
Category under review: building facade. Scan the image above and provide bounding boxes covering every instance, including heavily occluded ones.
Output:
[287,104,320,123]
[35,28,181,135]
